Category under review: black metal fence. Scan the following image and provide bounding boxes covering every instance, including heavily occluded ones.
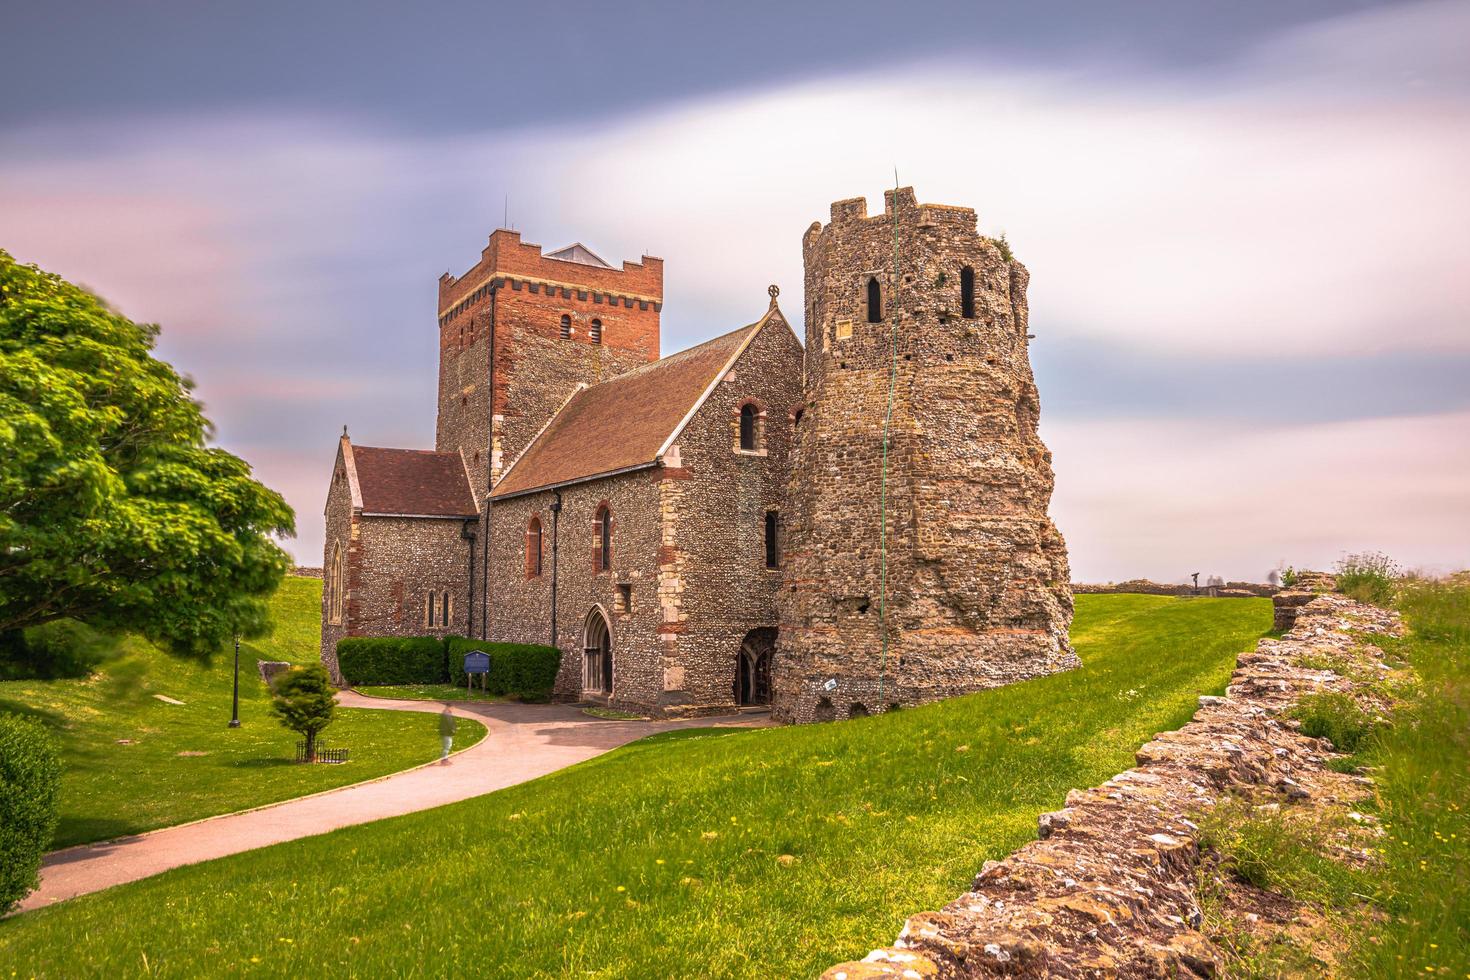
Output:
[295,741,349,764]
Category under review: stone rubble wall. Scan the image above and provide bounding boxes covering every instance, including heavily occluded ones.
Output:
[821,592,1399,979]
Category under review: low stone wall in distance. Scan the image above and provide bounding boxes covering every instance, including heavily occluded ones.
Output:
[1072,579,1277,598]
[823,591,1398,978]
[292,566,324,579]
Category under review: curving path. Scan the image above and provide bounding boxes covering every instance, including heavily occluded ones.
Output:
[19,694,770,914]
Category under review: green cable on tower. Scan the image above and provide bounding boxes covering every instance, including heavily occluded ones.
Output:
[876,174,903,703]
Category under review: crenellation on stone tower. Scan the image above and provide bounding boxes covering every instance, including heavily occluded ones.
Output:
[773,186,1077,724]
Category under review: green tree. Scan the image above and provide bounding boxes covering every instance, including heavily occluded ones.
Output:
[270,664,336,762]
[0,250,294,659]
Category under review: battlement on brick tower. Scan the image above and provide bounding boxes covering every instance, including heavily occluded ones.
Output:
[433,229,663,495]
[773,187,1077,724]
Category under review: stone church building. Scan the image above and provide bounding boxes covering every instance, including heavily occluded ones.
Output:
[321,188,1075,721]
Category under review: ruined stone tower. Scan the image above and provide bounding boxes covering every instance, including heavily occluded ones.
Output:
[772,187,1077,723]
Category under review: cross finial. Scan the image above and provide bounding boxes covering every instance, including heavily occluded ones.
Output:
[342,425,349,438]
[768,283,779,308]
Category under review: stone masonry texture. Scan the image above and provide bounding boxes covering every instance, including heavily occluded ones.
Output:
[773,188,1076,724]
[485,311,803,716]
[323,190,1075,719]
[821,592,1399,979]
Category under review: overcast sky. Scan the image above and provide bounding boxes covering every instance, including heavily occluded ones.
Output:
[3,0,1467,582]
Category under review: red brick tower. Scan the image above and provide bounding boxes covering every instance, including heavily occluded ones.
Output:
[434,232,664,496]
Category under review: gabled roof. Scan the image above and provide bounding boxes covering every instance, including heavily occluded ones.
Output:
[349,445,477,517]
[544,242,613,269]
[491,309,780,499]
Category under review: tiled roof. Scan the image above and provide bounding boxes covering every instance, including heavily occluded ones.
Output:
[351,446,477,517]
[491,316,767,498]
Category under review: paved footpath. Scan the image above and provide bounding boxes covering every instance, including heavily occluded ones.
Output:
[20,694,768,913]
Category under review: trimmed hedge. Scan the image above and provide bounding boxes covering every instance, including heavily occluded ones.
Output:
[446,638,561,701]
[336,636,562,701]
[0,713,62,914]
[336,636,447,686]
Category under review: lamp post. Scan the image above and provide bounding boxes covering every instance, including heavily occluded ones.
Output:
[228,631,241,728]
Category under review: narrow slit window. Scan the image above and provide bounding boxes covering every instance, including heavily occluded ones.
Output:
[559,314,571,340]
[960,266,976,319]
[441,592,452,627]
[765,510,780,569]
[425,591,436,628]
[866,277,882,323]
[527,517,543,577]
[594,505,611,571]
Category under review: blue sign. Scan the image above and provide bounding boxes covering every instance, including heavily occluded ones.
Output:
[462,651,490,675]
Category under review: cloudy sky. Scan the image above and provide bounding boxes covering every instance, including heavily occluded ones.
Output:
[3,0,1467,582]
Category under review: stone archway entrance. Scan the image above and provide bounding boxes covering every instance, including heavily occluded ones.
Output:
[734,627,776,706]
[583,607,612,695]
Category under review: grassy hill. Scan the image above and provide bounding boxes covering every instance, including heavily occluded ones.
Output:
[0,595,1271,976]
[0,577,485,849]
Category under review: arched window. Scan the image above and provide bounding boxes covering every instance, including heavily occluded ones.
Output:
[960,266,976,319]
[866,277,882,323]
[526,517,543,577]
[739,403,758,451]
[589,318,602,344]
[425,591,436,628]
[559,314,571,340]
[441,592,452,627]
[328,542,344,625]
[593,505,611,571]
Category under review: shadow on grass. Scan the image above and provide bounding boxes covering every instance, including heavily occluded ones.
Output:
[0,697,68,729]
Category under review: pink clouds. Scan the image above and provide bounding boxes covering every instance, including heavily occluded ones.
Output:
[1046,411,1470,582]
[0,1,1465,578]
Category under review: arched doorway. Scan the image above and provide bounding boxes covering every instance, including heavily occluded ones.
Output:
[583,607,612,694]
[734,627,776,706]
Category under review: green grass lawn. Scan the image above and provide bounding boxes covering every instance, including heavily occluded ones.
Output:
[355,683,506,704]
[0,577,485,849]
[1345,581,1469,977]
[0,595,1269,976]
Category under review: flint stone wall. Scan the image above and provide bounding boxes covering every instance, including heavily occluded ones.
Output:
[822,591,1399,979]
[485,315,802,717]
[775,188,1075,724]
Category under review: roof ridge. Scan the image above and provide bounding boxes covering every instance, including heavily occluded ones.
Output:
[585,319,761,388]
[352,445,460,456]
[489,310,773,500]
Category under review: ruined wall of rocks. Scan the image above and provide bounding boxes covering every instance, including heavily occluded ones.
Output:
[775,188,1075,724]
[822,591,1399,979]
